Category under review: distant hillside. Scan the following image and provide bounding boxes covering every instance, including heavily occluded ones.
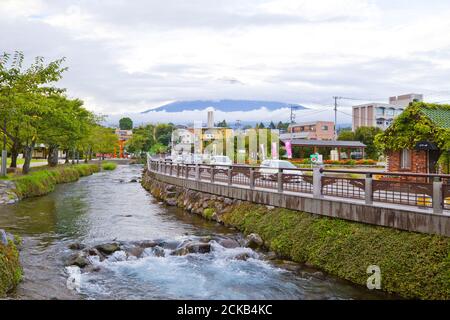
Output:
[142,100,306,113]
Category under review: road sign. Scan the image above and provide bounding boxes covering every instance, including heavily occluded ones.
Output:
[310,153,323,164]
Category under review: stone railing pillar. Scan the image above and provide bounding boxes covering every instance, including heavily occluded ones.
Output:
[249,168,255,190]
[433,177,443,214]
[211,166,215,183]
[365,173,373,205]
[313,167,323,198]
[176,164,180,177]
[278,169,283,193]
[228,167,233,186]
[195,164,200,180]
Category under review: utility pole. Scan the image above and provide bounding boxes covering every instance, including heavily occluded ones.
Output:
[289,105,298,124]
[289,104,299,143]
[332,96,341,141]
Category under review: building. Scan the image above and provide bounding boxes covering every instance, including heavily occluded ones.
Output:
[280,121,335,141]
[376,102,450,174]
[352,93,423,131]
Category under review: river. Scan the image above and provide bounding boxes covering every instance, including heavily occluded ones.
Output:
[0,165,388,300]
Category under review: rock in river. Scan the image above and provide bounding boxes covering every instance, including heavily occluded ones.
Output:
[95,242,120,255]
[68,242,86,250]
[165,198,178,206]
[171,242,211,256]
[217,238,240,249]
[66,252,90,268]
[0,229,8,246]
[245,233,264,249]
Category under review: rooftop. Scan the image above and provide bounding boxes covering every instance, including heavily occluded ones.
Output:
[420,107,450,129]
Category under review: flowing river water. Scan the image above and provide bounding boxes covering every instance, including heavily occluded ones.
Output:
[0,165,388,300]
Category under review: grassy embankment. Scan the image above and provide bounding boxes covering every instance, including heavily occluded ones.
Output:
[0,240,22,297]
[11,164,101,199]
[222,203,450,300]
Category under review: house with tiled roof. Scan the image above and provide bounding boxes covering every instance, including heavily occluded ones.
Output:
[375,102,450,174]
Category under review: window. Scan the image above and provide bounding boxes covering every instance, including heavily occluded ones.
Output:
[386,108,395,117]
[322,125,329,131]
[400,149,411,169]
[376,107,385,117]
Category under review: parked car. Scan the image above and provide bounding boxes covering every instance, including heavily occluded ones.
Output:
[192,154,203,164]
[350,151,363,160]
[173,155,184,163]
[259,160,303,180]
[210,155,233,167]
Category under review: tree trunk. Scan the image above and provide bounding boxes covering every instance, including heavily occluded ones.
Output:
[64,149,69,164]
[9,139,20,168]
[47,145,59,167]
[22,143,35,174]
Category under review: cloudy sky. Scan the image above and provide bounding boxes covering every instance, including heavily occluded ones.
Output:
[2,0,450,124]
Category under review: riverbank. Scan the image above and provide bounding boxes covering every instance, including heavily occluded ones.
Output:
[12,164,101,199]
[0,164,102,204]
[0,230,22,297]
[142,170,450,300]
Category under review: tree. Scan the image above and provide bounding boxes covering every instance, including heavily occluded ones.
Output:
[0,52,68,173]
[154,123,174,145]
[216,120,228,128]
[125,133,147,156]
[354,127,382,160]
[88,126,117,159]
[119,117,133,130]
[149,143,168,156]
[269,121,276,129]
[276,121,289,131]
[40,96,96,166]
[337,129,355,141]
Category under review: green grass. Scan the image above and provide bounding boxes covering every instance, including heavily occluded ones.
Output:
[0,240,22,297]
[11,164,100,199]
[222,203,450,300]
[101,162,117,171]
[5,158,44,165]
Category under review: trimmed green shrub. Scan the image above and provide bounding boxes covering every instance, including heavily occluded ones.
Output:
[101,162,117,171]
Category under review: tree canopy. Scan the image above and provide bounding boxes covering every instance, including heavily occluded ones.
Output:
[119,117,133,130]
[0,51,121,173]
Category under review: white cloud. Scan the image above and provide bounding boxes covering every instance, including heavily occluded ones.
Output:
[1,0,450,121]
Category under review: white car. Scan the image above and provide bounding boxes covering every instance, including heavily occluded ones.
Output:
[192,154,203,164]
[259,160,303,180]
[210,155,233,166]
[173,155,184,164]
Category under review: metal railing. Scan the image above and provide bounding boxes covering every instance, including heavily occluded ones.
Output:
[147,157,450,214]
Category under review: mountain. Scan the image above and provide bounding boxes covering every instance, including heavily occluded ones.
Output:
[142,99,306,113]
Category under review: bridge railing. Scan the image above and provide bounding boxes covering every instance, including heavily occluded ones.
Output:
[147,158,450,214]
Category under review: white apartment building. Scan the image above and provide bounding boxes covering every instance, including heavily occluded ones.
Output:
[352,93,423,131]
